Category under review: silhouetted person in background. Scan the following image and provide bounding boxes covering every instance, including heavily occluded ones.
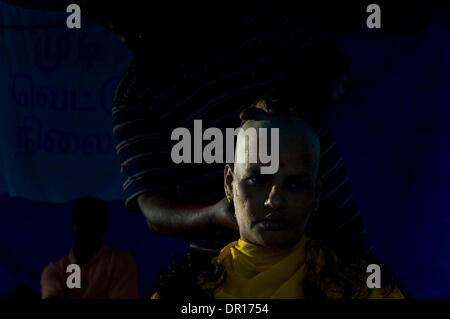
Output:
[40,197,139,299]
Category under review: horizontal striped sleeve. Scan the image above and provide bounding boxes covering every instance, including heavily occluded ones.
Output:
[112,63,177,212]
[306,116,372,254]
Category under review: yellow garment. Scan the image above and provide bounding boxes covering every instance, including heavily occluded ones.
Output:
[210,235,404,299]
[212,235,310,298]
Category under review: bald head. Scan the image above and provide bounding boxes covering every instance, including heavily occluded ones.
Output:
[225,113,322,249]
[235,113,320,176]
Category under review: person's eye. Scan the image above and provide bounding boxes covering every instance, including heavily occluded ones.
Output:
[288,180,312,191]
[289,183,301,191]
[247,176,267,185]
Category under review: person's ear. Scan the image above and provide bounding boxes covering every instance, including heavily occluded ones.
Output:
[224,164,234,202]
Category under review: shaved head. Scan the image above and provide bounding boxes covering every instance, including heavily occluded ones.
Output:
[225,112,322,249]
[235,113,320,177]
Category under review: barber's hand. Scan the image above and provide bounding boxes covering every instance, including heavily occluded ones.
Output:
[239,101,299,123]
[209,197,238,234]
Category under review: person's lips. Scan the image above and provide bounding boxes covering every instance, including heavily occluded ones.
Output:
[255,218,290,231]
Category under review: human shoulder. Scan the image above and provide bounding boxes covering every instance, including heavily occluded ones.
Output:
[42,254,72,276]
[108,246,135,258]
[106,247,137,268]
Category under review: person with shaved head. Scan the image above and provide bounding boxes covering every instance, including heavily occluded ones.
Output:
[151,95,405,299]
[227,113,321,251]
[112,11,374,259]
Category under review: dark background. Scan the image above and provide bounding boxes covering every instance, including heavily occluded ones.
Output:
[0,0,449,298]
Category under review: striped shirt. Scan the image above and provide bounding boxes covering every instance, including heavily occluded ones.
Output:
[112,2,372,254]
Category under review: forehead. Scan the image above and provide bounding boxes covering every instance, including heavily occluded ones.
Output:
[236,147,318,177]
[235,114,320,175]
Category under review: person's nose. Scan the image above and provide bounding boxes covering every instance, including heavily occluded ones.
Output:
[264,185,287,210]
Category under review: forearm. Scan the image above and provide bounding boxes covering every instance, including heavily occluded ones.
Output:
[137,193,218,239]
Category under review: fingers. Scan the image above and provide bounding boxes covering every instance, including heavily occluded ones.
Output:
[239,108,263,121]
[214,197,238,231]
[238,109,248,121]
[239,107,275,122]
[239,105,298,123]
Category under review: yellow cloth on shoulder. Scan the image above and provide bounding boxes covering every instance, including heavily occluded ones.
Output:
[212,235,310,298]
[210,235,404,299]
